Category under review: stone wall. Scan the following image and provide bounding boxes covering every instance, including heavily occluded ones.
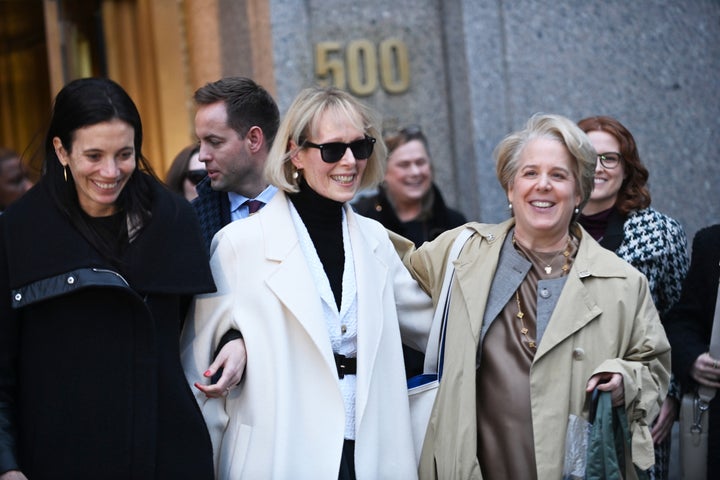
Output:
[269,0,720,244]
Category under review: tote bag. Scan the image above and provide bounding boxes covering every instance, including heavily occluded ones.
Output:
[407,228,473,461]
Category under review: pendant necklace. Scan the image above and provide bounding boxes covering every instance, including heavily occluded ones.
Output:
[512,234,573,350]
[542,237,572,275]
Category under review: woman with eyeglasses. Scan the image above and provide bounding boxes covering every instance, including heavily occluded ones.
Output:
[181,86,432,479]
[165,144,205,201]
[391,114,670,479]
[577,115,689,480]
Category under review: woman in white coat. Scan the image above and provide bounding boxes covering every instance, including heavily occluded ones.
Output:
[181,86,432,479]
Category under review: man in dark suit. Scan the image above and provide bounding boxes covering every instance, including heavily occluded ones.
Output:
[192,77,280,251]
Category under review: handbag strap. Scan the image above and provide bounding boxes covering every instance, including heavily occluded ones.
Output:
[698,266,720,402]
[423,227,474,375]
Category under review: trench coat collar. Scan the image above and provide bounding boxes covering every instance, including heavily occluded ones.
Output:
[447,219,633,362]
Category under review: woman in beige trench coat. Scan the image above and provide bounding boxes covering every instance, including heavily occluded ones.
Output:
[392,113,671,479]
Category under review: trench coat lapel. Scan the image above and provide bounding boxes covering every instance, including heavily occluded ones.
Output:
[345,207,386,429]
[452,225,507,344]
[260,193,337,379]
[534,236,604,362]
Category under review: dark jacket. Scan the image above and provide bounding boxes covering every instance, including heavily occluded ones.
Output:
[192,176,231,253]
[665,224,720,477]
[353,183,466,248]
[0,177,215,479]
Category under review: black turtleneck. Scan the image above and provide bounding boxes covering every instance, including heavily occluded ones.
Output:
[289,179,345,311]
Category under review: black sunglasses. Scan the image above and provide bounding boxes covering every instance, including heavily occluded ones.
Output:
[184,169,207,185]
[303,135,376,163]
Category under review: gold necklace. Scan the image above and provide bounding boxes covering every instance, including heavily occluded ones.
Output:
[542,237,572,274]
[512,234,574,350]
[515,290,536,349]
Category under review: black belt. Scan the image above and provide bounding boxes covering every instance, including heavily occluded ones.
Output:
[334,353,357,379]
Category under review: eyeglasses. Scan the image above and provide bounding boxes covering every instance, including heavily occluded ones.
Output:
[597,152,622,169]
[303,136,376,163]
[184,169,207,185]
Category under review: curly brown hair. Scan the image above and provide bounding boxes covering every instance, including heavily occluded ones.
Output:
[577,116,651,215]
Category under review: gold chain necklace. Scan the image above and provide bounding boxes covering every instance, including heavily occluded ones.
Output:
[512,234,573,350]
[515,291,536,349]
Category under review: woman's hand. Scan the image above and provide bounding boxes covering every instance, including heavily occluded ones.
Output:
[651,396,678,444]
[586,372,624,407]
[690,353,720,388]
[0,470,28,480]
[194,338,247,398]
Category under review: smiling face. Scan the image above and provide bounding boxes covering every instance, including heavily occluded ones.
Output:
[53,119,136,217]
[507,137,581,250]
[584,130,625,215]
[291,109,367,203]
[384,139,432,208]
[195,101,255,193]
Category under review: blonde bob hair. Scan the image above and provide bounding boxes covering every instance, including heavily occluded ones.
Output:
[494,113,596,213]
[264,86,386,193]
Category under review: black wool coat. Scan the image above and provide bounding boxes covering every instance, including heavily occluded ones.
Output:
[0,177,216,479]
[665,224,720,477]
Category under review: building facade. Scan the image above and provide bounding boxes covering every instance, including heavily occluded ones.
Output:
[1,0,718,241]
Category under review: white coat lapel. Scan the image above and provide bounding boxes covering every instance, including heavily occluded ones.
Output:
[260,194,337,376]
[346,209,387,428]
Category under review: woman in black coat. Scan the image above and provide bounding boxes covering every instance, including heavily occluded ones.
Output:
[0,78,216,480]
[665,224,720,478]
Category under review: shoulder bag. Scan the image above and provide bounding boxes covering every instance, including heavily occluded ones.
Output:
[407,227,473,462]
[678,268,720,480]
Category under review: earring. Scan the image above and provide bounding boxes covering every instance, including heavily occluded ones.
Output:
[293,169,300,180]
[508,203,513,211]
[574,206,579,214]
[63,165,68,182]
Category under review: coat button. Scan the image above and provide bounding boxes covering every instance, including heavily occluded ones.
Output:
[67,276,75,284]
[573,348,585,360]
[341,325,347,334]
[14,293,22,302]
[540,288,550,299]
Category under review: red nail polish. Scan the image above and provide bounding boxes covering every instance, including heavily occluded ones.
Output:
[204,370,212,377]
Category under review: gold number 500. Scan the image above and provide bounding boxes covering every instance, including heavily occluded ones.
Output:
[315,38,410,96]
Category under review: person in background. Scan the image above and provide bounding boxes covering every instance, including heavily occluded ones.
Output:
[353,125,466,248]
[192,76,280,251]
[0,77,216,480]
[181,86,432,479]
[165,144,204,201]
[0,148,33,212]
[353,125,466,378]
[665,224,720,479]
[391,113,670,479]
[577,115,689,480]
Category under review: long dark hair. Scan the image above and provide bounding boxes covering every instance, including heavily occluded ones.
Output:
[44,77,157,262]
